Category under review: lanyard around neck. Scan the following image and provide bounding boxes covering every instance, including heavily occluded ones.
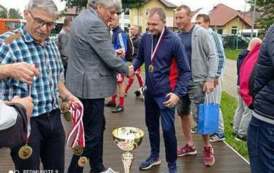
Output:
[150,27,165,63]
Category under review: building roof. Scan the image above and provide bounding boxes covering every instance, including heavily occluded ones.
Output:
[209,3,252,27]
[159,0,177,8]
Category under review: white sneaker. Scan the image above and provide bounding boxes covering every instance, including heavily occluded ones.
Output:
[101,168,119,173]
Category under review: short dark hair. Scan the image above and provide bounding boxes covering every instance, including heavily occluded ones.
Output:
[176,5,191,16]
[148,7,166,23]
[196,14,210,23]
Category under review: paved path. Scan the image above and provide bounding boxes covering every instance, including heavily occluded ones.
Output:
[223,59,237,97]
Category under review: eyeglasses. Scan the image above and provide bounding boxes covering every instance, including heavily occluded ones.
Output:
[29,11,56,29]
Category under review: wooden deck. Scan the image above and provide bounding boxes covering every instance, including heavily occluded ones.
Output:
[0,85,250,173]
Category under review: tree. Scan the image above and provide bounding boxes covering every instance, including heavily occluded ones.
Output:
[8,8,22,19]
[0,5,8,18]
[65,0,86,9]
[249,0,274,32]
[65,0,146,12]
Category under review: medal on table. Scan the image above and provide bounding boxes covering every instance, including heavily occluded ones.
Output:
[149,27,165,73]
[18,85,33,160]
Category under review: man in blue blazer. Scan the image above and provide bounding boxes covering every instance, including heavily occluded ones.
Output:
[132,7,191,173]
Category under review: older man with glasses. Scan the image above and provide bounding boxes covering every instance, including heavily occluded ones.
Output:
[0,0,80,172]
[65,0,133,173]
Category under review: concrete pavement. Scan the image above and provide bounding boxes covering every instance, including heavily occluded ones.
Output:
[223,59,237,98]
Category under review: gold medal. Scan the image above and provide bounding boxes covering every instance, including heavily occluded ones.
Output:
[78,156,88,167]
[148,65,154,73]
[72,145,84,156]
[61,101,70,112]
[63,111,72,121]
[61,101,71,121]
[18,144,32,160]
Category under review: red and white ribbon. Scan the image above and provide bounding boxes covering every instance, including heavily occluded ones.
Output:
[67,102,85,149]
[150,27,165,62]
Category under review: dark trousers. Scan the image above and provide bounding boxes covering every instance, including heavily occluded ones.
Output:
[144,91,177,165]
[68,98,105,173]
[11,109,65,173]
[247,116,274,173]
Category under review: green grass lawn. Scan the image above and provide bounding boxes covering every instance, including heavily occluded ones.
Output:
[221,91,249,160]
[225,49,242,60]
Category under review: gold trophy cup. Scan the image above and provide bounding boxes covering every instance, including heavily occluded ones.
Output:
[112,127,144,173]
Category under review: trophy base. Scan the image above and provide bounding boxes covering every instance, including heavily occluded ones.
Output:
[122,152,133,173]
[102,168,119,173]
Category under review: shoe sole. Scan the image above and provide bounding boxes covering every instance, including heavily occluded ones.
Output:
[139,160,161,170]
[204,157,216,167]
[209,139,225,143]
[105,105,116,107]
[112,110,124,113]
[177,150,197,157]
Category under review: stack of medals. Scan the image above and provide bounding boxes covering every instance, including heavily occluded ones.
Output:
[18,85,33,159]
[67,102,88,167]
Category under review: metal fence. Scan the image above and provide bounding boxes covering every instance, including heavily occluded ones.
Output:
[222,35,250,49]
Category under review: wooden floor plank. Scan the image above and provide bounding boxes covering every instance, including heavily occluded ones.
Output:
[0,86,250,173]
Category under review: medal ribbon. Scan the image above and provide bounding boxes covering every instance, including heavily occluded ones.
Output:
[26,85,32,142]
[150,27,165,63]
[67,102,85,149]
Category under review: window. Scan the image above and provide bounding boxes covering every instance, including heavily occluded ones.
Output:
[217,29,223,34]
[145,8,150,16]
[124,8,130,15]
[231,26,238,35]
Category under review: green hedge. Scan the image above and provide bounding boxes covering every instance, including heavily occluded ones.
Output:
[225,49,242,60]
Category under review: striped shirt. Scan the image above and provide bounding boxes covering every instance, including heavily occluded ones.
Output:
[0,27,64,117]
[209,28,226,76]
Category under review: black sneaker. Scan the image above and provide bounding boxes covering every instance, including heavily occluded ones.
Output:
[235,135,247,141]
[139,156,161,170]
[112,106,124,113]
[134,90,141,97]
[105,101,116,107]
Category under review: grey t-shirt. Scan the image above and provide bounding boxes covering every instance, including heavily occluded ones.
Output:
[0,101,17,130]
[178,27,193,67]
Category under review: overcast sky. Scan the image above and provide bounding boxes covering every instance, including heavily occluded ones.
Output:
[0,0,250,14]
